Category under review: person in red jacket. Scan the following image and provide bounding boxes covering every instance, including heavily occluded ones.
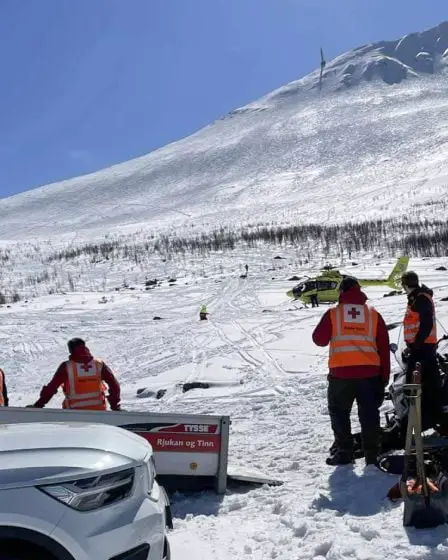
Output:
[0,368,8,406]
[31,338,121,411]
[312,277,390,466]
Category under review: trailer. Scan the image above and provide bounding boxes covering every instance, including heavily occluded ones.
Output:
[0,407,230,494]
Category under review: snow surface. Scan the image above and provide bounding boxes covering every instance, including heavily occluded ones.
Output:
[2,254,448,559]
[2,22,448,241]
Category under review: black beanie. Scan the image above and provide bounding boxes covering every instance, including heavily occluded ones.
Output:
[339,276,360,292]
[67,338,86,353]
[401,271,419,288]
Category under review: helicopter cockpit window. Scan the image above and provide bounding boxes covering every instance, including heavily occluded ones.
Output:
[303,281,317,292]
[317,281,338,291]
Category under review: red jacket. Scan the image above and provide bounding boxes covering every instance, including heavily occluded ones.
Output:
[34,357,121,410]
[312,286,390,383]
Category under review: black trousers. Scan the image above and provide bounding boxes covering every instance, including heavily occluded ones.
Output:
[328,375,384,459]
[405,348,441,431]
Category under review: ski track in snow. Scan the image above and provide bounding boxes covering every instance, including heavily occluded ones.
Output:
[1,257,448,558]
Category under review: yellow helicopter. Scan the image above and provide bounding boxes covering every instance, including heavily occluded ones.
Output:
[286,256,409,304]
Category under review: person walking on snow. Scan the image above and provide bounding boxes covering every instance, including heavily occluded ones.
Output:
[312,277,390,466]
[199,305,208,321]
[310,291,319,308]
[30,338,121,411]
[0,367,9,406]
[401,271,441,431]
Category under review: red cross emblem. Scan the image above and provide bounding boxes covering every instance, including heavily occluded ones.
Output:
[348,307,361,320]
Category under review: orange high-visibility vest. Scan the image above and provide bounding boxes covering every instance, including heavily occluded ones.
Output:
[62,359,106,411]
[0,369,4,406]
[403,293,437,344]
[329,304,381,368]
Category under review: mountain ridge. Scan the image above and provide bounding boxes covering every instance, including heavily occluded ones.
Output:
[2,21,448,241]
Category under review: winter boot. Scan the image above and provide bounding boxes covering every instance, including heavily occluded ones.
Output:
[326,451,354,466]
[364,451,379,466]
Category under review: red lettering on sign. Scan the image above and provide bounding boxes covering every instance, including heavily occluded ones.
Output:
[136,432,221,453]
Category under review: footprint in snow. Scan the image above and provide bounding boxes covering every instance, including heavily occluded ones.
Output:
[360,527,380,541]
[314,539,333,556]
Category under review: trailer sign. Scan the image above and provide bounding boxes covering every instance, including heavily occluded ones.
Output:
[139,432,221,452]
[0,407,230,493]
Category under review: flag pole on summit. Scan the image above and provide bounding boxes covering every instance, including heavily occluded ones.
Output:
[319,47,326,90]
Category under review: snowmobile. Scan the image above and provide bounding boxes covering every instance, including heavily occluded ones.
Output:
[388,361,448,528]
[350,334,448,471]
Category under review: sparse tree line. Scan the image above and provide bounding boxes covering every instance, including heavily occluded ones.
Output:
[0,291,21,305]
[47,240,121,262]
[0,249,10,263]
[0,217,447,303]
[44,217,448,264]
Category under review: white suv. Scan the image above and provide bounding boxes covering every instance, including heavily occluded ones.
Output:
[0,422,171,560]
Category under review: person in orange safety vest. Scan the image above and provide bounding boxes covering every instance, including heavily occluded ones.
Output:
[312,276,390,466]
[401,270,441,431]
[31,338,121,411]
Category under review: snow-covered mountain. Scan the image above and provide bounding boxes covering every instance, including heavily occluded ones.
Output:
[2,21,448,241]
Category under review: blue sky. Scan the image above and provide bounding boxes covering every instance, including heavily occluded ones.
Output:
[0,0,447,198]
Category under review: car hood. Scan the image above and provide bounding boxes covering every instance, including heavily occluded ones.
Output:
[0,422,151,488]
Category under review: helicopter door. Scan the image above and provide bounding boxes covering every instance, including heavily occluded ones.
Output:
[316,280,339,303]
[292,281,306,297]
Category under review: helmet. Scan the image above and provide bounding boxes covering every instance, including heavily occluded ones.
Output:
[339,276,360,292]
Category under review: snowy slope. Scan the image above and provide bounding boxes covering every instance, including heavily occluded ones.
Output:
[2,22,448,241]
[2,254,448,559]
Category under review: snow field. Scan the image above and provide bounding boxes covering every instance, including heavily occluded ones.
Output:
[2,254,448,558]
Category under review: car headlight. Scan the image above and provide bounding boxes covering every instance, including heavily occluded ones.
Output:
[38,468,135,512]
[144,457,161,502]
[145,458,155,492]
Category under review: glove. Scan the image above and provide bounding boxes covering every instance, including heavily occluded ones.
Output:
[402,347,411,363]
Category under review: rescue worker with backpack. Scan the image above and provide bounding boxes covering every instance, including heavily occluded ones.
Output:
[312,277,390,466]
[401,271,441,431]
[30,338,121,411]
[0,367,9,406]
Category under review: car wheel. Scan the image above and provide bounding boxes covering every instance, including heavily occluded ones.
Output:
[162,537,171,560]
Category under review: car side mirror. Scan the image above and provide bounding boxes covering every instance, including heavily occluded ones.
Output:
[389,343,398,354]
